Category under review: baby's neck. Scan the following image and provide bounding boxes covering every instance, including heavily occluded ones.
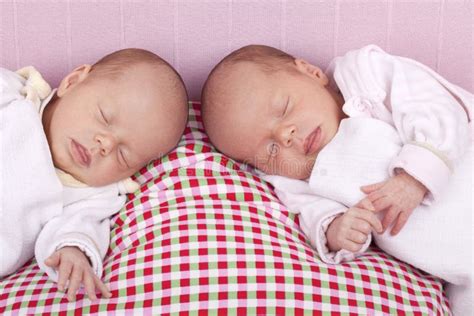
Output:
[329,86,347,123]
[41,93,58,145]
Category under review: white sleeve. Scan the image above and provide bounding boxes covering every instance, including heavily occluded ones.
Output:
[35,185,126,282]
[263,175,372,264]
[336,45,473,202]
[0,68,27,107]
[0,68,63,278]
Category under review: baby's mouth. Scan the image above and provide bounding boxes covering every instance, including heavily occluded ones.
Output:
[70,139,91,167]
[304,126,322,155]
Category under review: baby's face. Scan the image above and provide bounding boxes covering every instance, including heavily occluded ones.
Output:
[208,61,344,180]
[43,64,184,186]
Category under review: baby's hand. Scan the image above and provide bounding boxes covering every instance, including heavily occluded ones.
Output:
[326,198,383,253]
[44,246,111,302]
[361,170,427,236]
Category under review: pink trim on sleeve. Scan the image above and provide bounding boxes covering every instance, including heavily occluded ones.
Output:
[389,143,451,203]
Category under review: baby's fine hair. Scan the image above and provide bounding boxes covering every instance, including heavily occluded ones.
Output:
[89,48,188,101]
[209,44,294,75]
[201,45,294,111]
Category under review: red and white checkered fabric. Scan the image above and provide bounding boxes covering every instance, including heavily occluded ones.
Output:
[0,102,450,315]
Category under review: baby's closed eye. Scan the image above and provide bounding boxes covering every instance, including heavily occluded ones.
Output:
[117,148,130,168]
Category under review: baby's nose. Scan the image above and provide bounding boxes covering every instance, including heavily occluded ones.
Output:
[95,133,117,155]
[278,125,296,147]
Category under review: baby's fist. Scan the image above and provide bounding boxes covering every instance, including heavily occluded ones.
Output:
[326,206,382,253]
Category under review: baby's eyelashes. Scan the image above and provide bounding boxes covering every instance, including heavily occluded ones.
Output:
[98,107,109,126]
[118,149,131,168]
[280,97,290,117]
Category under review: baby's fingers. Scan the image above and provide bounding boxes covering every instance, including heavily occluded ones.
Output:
[382,206,400,232]
[348,230,369,245]
[94,275,112,299]
[390,211,409,236]
[354,208,383,233]
[45,252,60,268]
[341,239,364,253]
[66,267,82,302]
[83,273,97,301]
[355,198,375,211]
[360,181,385,194]
[57,260,73,292]
[372,197,392,213]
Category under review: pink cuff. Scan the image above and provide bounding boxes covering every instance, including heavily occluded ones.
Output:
[389,143,451,203]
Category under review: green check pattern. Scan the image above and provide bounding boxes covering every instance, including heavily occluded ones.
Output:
[0,102,450,315]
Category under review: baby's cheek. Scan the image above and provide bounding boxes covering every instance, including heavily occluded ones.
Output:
[50,141,67,168]
[276,152,302,176]
[85,161,123,186]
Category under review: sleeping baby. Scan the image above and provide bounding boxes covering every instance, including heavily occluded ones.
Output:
[201,44,472,315]
[0,48,188,301]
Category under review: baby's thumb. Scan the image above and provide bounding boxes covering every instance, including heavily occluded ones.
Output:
[357,198,375,211]
[45,252,60,267]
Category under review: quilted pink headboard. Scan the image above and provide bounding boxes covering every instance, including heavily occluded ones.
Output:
[1,1,472,100]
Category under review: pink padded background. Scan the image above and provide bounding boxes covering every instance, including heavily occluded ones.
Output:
[0,1,472,99]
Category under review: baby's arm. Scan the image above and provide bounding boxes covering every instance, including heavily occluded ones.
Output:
[44,246,110,301]
[361,170,427,235]
[343,46,472,234]
[369,47,471,200]
[264,175,380,263]
[35,184,126,301]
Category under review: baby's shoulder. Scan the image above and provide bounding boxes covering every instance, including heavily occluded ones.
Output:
[331,45,391,102]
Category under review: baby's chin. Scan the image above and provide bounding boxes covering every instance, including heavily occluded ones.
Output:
[57,165,124,187]
[78,168,136,187]
[281,159,316,180]
[278,168,312,180]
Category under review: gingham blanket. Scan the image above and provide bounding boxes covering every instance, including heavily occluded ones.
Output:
[0,103,450,315]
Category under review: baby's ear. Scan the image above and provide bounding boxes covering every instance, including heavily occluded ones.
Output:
[57,64,92,97]
[294,59,328,86]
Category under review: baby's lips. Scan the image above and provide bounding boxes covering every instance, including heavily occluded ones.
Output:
[71,139,92,167]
